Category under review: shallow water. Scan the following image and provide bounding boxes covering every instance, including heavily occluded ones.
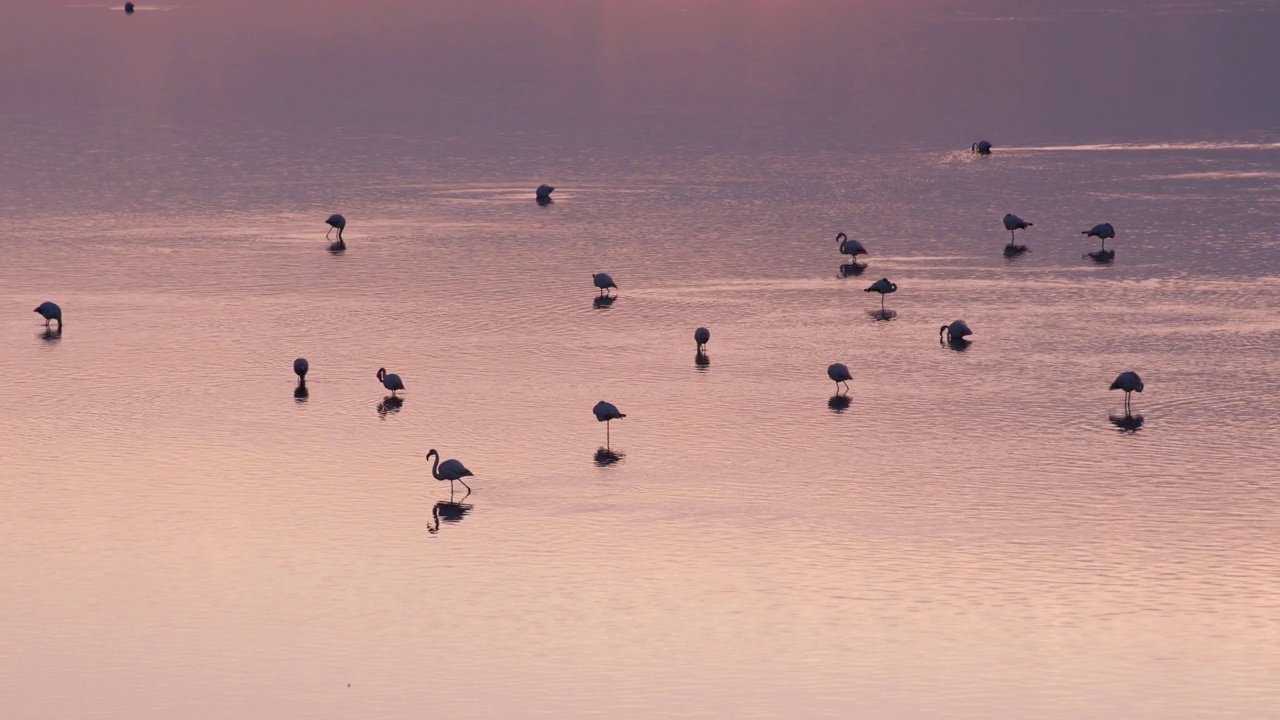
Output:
[3,2,1280,719]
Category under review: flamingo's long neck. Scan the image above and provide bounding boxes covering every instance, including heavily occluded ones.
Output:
[429,451,442,480]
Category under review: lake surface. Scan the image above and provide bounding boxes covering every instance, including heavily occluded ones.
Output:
[2,2,1279,718]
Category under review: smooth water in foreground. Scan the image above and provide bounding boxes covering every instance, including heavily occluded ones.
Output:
[2,2,1279,718]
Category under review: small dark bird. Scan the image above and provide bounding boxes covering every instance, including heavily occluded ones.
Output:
[972,140,992,154]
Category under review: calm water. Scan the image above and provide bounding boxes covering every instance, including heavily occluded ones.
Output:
[2,2,1279,719]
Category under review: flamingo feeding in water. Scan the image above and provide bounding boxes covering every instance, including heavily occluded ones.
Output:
[536,184,555,200]
[425,449,474,494]
[827,363,852,395]
[293,358,309,381]
[593,273,617,297]
[694,327,710,352]
[939,320,972,344]
[34,301,62,330]
[325,214,346,251]
[972,140,992,155]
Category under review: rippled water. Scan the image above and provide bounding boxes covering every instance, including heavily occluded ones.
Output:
[4,137,1278,719]
[4,2,1280,719]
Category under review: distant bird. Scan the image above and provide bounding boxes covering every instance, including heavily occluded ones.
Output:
[972,140,992,155]
[34,301,62,330]
[836,232,868,261]
[827,363,852,395]
[325,213,346,251]
[864,277,897,310]
[593,273,617,297]
[1083,222,1116,261]
[939,320,972,343]
[536,184,555,200]
[325,214,346,240]
[1110,371,1144,414]
[694,327,710,352]
[592,400,626,448]
[124,2,134,13]
[1003,213,1032,242]
[376,367,405,395]
[293,358,309,381]
[425,449,474,494]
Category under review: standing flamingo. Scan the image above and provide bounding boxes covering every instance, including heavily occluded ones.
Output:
[827,363,852,395]
[694,327,710,352]
[1110,371,1144,414]
[592,400,626,448]
[836,232,868,262]
[972,140,992,154]
[864,278,897,310]
[376,368,405,395]
[34,301,62,330]
[593,273,617,297]
[425,449,474,494]
[1083,223,1116,261]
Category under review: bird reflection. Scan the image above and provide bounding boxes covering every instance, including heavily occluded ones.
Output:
[40,328,63,343]
[328,239,346,254]
[1003,243,1030,258]
[427,496,474,535]
[593,295,616,309]
[943,337,971,352]
[1109,413,1145,433]
[1085,249,1116,264]
[594,447,624,466]
[827,394,851,413]
[536,196,553,207]
[294,381,309,402]
[839,262,867,278]
[866,309,897,322]
[376,395,404,418]
[695,350,710,369]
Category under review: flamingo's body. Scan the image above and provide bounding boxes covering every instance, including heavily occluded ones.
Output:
[1083,223,1116,261]
[972,140,992,154]
[828,362,852,394]
[325,214,346,251]
[1003,213,1032,243]
[34,301,62,330]
[293,357,309,380]
[940,320,972,343]
[694,327,710,352]
[1110,371,1144,413]
[593,273,617,297]
[536,184,555,200]
[124,2,134,13]
[426,449,474,494]
[864,277,897,310]
[593,400,626,448]
[376,367,405,395]
[836,232,868,260]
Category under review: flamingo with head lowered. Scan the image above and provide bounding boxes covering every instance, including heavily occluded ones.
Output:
[376,368,405,395]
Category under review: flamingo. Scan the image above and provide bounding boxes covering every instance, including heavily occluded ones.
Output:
[124,2,134,13]
[425,449,474,494]
[376,367,405,395]
[593,273,617,297]
[34,301,62,330]
[592,400,625,448]
[325,214,346,251]
[1083,222,1116,261]
[972,140,992,154]
[293,358,309,382]
[939,320,972,343]
[864,278,897,310]
[828,363,852,395]
[1003,214,1032,243]
[536,184,555,200]
[836,232,868,261]
[694,327,710,352]
[1110,371,1144,414]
